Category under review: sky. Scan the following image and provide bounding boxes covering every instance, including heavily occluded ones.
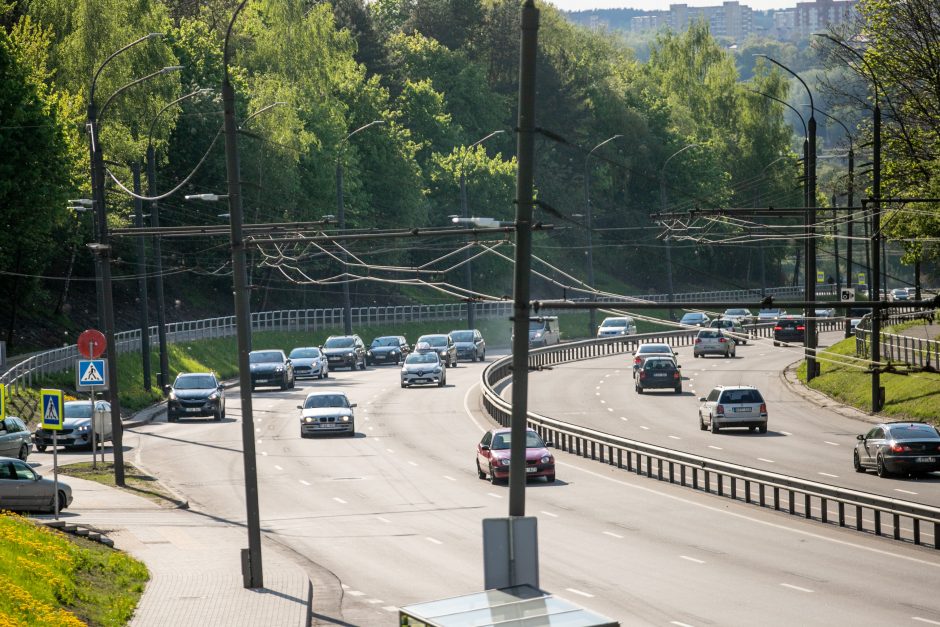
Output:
[550,0,799,11]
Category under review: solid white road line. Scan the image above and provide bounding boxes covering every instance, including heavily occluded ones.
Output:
[565,588,595,598]
[780,583,813,593]
[680,555,705,564]
[603,531,624,539]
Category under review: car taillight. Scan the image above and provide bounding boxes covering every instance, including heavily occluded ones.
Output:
[718,337,727,343]
[639,371,646,379]
[634,357,642,365]
[673,371,680,379]
[759,403,766,414]
[716,404,725,416]
[797,325,805,331]
[694,338,701,344]
[774,326,782,331]
[890,443,912,453]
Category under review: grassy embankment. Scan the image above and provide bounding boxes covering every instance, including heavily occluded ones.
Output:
[0,511,148,626]
[797,324,940,422]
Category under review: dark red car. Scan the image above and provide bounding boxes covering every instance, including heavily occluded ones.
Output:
[476,428,555,484]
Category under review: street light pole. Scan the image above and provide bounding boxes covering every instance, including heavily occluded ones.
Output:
[222,0,264,589]
[660,142,702,321]
[460,130,505,330]
[86,32,163,488]
[584,134,622,336]
[335,120,384,335]
[132,163,152,391]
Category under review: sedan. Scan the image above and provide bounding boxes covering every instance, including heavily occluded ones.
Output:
[476,428,555,484]
[166,372,225,422]
[298,391,356,437]
[679,312,710,327]
[400,351,446,388]
[757,308,786,321]
[722,308,753,325]
[367,336,409,366]
[249,350,295,390]
[0,457,72,512]
[289,347,329,379]
[635,357,681,394]
[773,316,806,346]
[708,318,748,345]
[0,417,32,460]
[854,422,940,477]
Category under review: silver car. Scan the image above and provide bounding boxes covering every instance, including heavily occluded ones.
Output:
[34,401,111,452]
[698,385,767,433]
[401,351,446,388]
[0,456,72,512]
[289,347,329,379]
[298,391,355,437]
[0,417,32,460]
[693,329,736,358]
[596,316,638,338]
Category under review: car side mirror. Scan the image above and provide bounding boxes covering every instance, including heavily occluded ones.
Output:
[350,403,357,408]
[481,444,490,451]
[698,397,707,402]
[296,405,303,410]
[544,441,554,448]
[857,434,864,441]
[677,365,682,369]
[163,384,172,395]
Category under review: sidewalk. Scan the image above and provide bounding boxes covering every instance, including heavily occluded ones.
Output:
[47,474,312,627]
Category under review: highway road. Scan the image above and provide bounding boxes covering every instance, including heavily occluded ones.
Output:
[29,342,940,626]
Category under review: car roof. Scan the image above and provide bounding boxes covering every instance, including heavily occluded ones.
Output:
[418,333,448,339]
[177,371,216,377]
[327,334,359,339]
[637,343,671,349]
[489,427,537,435]
[303,390,349,399]
[712,385,759,391]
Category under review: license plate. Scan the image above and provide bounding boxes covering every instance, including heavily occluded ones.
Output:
[525,467,537,473]
[653,373,667,377]
[328,357,340,362]
[916,457,937,463]
[734,407,752,413]
[186,408,200,412]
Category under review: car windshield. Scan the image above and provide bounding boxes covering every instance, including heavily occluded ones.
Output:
[602,319,627,327]
[450,331,474,342]
[719,389,764,404]
[420,336,447,347]
[725,309,749,316]
[405,353,438,365]
[371,337,400,347]
[491,431,545,450]
[289,348,321,359]
[324,337,355,348]
[698,330,720,338]
[638,344,671,354]
[681,314,703,322]
[528,321,548,331]
[174,375,217,389]
[249,351,283,364]
[303,394,349,409]
[888,425,939,439]
[64,404,93,419]
[711,320,732,327]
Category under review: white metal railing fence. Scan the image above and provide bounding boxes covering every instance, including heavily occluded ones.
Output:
[855,309,939,371]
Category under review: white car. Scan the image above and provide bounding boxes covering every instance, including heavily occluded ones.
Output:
[401,351,446,388]
[596,316,637,338]
[297,391,356,437]
[698,385,767,434]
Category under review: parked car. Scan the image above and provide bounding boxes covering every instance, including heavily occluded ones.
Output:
[693,328,736,358]
[289,347,329,379]
[166,372,225,422]
[449,329,486,362]
[0,417,32,461]
[367,336,410,366]
[596,316,638,338]
[400,351,446,388]
[890,288,910,302]
[34,401,111,452]
[321,335,367,371]
[416,334,457,367]
[476,428,555,484]
[248,349,295,391]
[297,391,356,437]
[853,422,940,477]
[635,357,682,394]
[527,317,560,347]
[722,308,754,325]
[632,343,678,372]
[0,457,72,512]
[679,312,710,327]
[709,318,748,344]
[773,316,806,346]
[757,308,786,321]
[698,385,768,434]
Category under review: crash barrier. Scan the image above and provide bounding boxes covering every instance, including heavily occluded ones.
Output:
[855,309,940,371]
[481,330,940,550]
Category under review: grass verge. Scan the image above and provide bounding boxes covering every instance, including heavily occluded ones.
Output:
[797,335,940,422]
[0,511,148,626]
[56,462,185,509]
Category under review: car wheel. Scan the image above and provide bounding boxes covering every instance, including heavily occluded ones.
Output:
[773,341,779,346]
[167,413,178,423]
[401,382,407,388]
[545,473,556,483]
[710,417,719,433]
[323,370,329,379]
[877,454,890,478]
[674,386,682,394]
[853,450,866,473]
[636,385,643,394]
[477,461,486,480]
[758,424,767,434]
[280,375,289,391]
[250,385,256,392]
[36,444,47,453]
[749,426,756,432]
[360,358,367,371]
[55,490,68,512]
[438,376,445,387]
[214,408,223,421]
[724,350,731,358]
[479,351,485,362]
[18,444,29,461]
[489,465,499,484]
[699,413,707,431]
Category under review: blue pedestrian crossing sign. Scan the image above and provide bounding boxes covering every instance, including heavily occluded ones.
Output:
[41,389,64,431]
[77,359,108,391]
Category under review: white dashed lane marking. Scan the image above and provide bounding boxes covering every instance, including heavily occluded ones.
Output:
[640,426,650,430]
[565,588,595,598]
[333,497,347,504]
[299,480,310,486]
[824,441,840,447]
[913,617,940,625]
[383,606,398,613]
[680,555,705,564]
[781,431,793,436]
[376,516,390,523]
[780,583,813,593]
[757,458,775,463]
[274,465,283,471]
[426,537,443,545]
[602,531,623,539]
[896,489,918,495]
[540,511,558,518]
[443,475,456,481]
[408,461,419,467]
[708,445,723,450]
[487,493,502,499]
[668,435,681,440]
[818,472,839,478]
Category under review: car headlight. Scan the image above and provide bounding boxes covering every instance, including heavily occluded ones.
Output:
[433,367,442,373]
[499,458,511,466]
[304,416,314,423]
[208,392,219,400]
[367,350,373,356]
[541,455,552,464]
[533,331,543,338]
[274,366,284,372]
[346,352,354,358]
[168,391,177,400]
[77,425,89,432]
[390,350,397,355]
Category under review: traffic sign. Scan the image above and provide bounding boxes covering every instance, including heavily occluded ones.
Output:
[77,329,107,359]
[858,272,867,286]
[0,384,5,420]
[840,288,856,302]
[77,359,108,391]
[817,270,825,284]
[41,389,64,430]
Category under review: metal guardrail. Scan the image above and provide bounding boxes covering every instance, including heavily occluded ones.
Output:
[480,328,940,550]
[855,309,939,371]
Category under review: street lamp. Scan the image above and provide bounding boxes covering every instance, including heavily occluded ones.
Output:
[239,101,288,129]
[756,54,818,381]
[584,134,622,336]
[87,32,166,488]
[336,119,385,335]
[460,130,506,330]
[147,88,214,389]
[659,142,703,321]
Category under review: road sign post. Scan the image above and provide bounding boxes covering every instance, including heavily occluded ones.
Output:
[76,359,107,468]
[41,389,63,520]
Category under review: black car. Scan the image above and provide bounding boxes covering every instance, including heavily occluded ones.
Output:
[367,336,409,366]
[248,350,295,390]
[322,335,367,370]
[773,316,805,346]
[634,357,682,394]
[449,329,486,362]
[166,372,226,422]
[854,422,940,477]
[416,334,457,368]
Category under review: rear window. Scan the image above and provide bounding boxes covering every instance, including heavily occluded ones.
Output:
[888,425,939,440]
[644,360,675,371]
[638,344,671,354]
[719,389,764,404]
[698,330,720,338]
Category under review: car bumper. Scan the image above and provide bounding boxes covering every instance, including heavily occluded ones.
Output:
[251,373,286,387]
[34,431,96,447]
[491,462,555,480]
[637,377,680,389]
[714,414,768,428]
[456,349,477,359]
[774,334,804,343]
[168,400,220,417]
[294,365,326,378]
[301,420,354,435]
[883,455,940,473]
[401,372,444,386]
[326,356,357,368]
[694,345,731,355]
[368,353,401,364]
